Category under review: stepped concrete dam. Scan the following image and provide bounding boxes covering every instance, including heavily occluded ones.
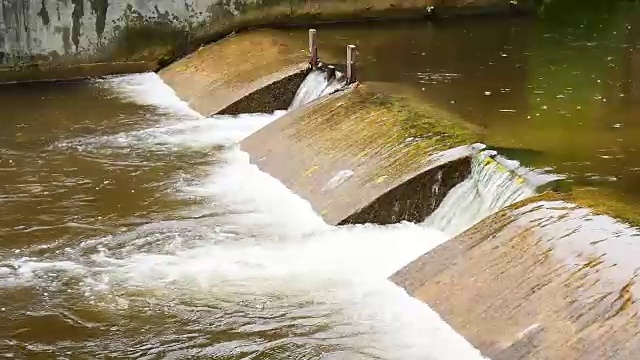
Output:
[3,1,640,359]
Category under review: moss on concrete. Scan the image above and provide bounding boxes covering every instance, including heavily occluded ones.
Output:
[507,188,640,229]
[567,187,640,228]
[392,188,640,360]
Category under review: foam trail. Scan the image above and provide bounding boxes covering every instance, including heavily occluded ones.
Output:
[288,69,344,110]
[425,150,536,236]
[96,72,203,118]
[85,111,286,150]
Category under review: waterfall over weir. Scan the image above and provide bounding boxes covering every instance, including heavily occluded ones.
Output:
[425,150,537,236]
[0,70,537,359]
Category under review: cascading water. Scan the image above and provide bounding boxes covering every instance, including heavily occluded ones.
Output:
[424,149,537,236]
[288,68,345,110]
[0,71,489,359]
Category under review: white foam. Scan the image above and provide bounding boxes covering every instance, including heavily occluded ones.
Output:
[117,111,285,149]
[180,148,329,236]
[288,69,345,110]
[96,72,203,118]
[425,150,536,236]
[76,147,484,359]
[57,110,286,152]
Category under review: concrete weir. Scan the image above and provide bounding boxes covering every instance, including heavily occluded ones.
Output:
[159,29,310,117]
[241,83,479,225]
[391,194,640,360]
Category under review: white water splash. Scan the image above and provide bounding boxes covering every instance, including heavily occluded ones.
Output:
[0,144,487,359]
[288,69,345,110]
[0,72,489,359]
[425,150,536,237]
[95,72,202,118]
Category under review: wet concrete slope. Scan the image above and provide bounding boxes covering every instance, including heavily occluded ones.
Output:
[240,83,479,225]
[392,192,640,360]
[159,29,309,116]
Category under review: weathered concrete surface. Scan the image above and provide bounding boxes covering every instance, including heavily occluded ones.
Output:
[341,156,471,225]
[241,83,479,225]
[0,0,532,69]
[158,29,308,116]
[392,192,640,360]
[0,0,227,65]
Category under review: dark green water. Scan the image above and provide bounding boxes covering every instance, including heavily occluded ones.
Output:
[287,1,640,208]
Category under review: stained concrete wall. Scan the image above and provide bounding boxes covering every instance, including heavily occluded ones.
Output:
[0,0,240,65]
[240,82,480,225]
[0,0,529,68]
[391,192,640,360]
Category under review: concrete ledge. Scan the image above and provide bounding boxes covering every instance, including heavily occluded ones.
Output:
[241,83,479,225]
[159,29,309,116]
[391,192,640,360]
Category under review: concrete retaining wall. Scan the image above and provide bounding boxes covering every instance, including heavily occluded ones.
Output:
[0,0,531,71]
[0,0,229,65]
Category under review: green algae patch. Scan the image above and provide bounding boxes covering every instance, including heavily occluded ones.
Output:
[158,29,309,116]
[241,83,480,224]
[291,83,478,185]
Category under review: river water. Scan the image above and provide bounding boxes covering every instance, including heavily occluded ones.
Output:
[0,72,517,358]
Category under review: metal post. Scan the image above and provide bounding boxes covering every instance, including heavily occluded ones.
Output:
[309,29,318,69]
[346,45,357,85]
[326,65,336,82]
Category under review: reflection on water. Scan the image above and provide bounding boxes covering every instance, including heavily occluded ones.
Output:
[285,1,640,206]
